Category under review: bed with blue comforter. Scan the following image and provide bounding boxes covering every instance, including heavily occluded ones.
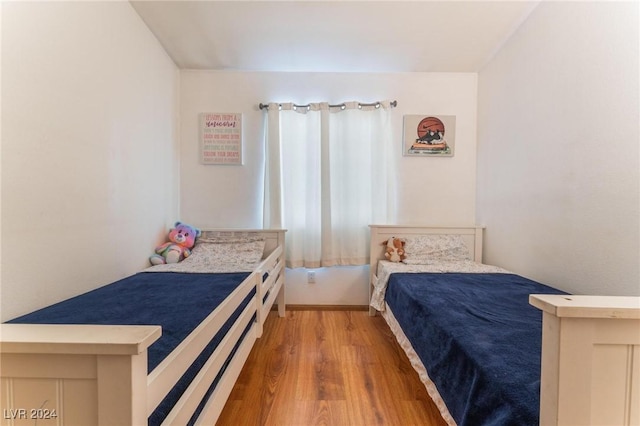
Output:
[8,271,253,425]
[2,229,287,426]
[368,228,568,425]
[384,271,566,426]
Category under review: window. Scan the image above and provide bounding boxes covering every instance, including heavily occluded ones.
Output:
[263,101,395,268]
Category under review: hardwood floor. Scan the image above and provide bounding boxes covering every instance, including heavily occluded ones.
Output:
[217,310,447,426]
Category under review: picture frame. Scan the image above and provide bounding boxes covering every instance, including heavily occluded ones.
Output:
[200,112,243,165]
[403,115,456,157]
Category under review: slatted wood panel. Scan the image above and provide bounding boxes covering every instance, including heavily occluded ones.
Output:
[217,310,447,426]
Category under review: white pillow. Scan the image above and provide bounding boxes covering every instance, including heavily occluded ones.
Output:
[192,238,266,265]
[197,233,265,244]
[402,234,471,264]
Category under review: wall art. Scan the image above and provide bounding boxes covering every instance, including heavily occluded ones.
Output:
[200,112,242,165]
[403,115,456,157]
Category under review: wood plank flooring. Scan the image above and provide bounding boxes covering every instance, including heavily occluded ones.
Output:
[216,310,447,426]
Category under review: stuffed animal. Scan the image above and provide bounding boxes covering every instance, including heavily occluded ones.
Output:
[382,237,406,262]
[150,222,202,265]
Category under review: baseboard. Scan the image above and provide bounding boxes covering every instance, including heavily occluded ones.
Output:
[274,305,369,311]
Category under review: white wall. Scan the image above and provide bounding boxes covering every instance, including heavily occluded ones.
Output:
[180,71,478,305]
[1,2,180,321]
[477,1,639,296]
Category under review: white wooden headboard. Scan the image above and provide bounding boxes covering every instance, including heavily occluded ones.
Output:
[200,228,286,257]
[368,225,484,315]
[369,225,484,264]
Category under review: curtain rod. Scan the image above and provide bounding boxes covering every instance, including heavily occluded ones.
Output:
[259,100,397,110]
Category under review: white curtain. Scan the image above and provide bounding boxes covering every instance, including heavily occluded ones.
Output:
[263,101,395,268]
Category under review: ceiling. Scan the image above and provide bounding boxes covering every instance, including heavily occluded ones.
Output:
[131,1,539,73]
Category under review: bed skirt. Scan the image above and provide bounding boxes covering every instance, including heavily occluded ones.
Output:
[381,303,456,426]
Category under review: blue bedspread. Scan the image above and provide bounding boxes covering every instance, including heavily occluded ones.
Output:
[385,273,566,426]
[8,271,252,425]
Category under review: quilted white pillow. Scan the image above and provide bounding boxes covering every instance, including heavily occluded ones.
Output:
[192,238,266,265]
[402,234,471,264]
[197,233,265,244]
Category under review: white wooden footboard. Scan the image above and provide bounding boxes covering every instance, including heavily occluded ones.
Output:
[530,294,640,426]
[0,324,161,425]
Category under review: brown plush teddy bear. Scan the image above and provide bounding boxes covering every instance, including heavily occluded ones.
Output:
[382,237,406,262]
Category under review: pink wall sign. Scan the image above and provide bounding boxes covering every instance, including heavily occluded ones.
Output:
[200,113,243,165]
